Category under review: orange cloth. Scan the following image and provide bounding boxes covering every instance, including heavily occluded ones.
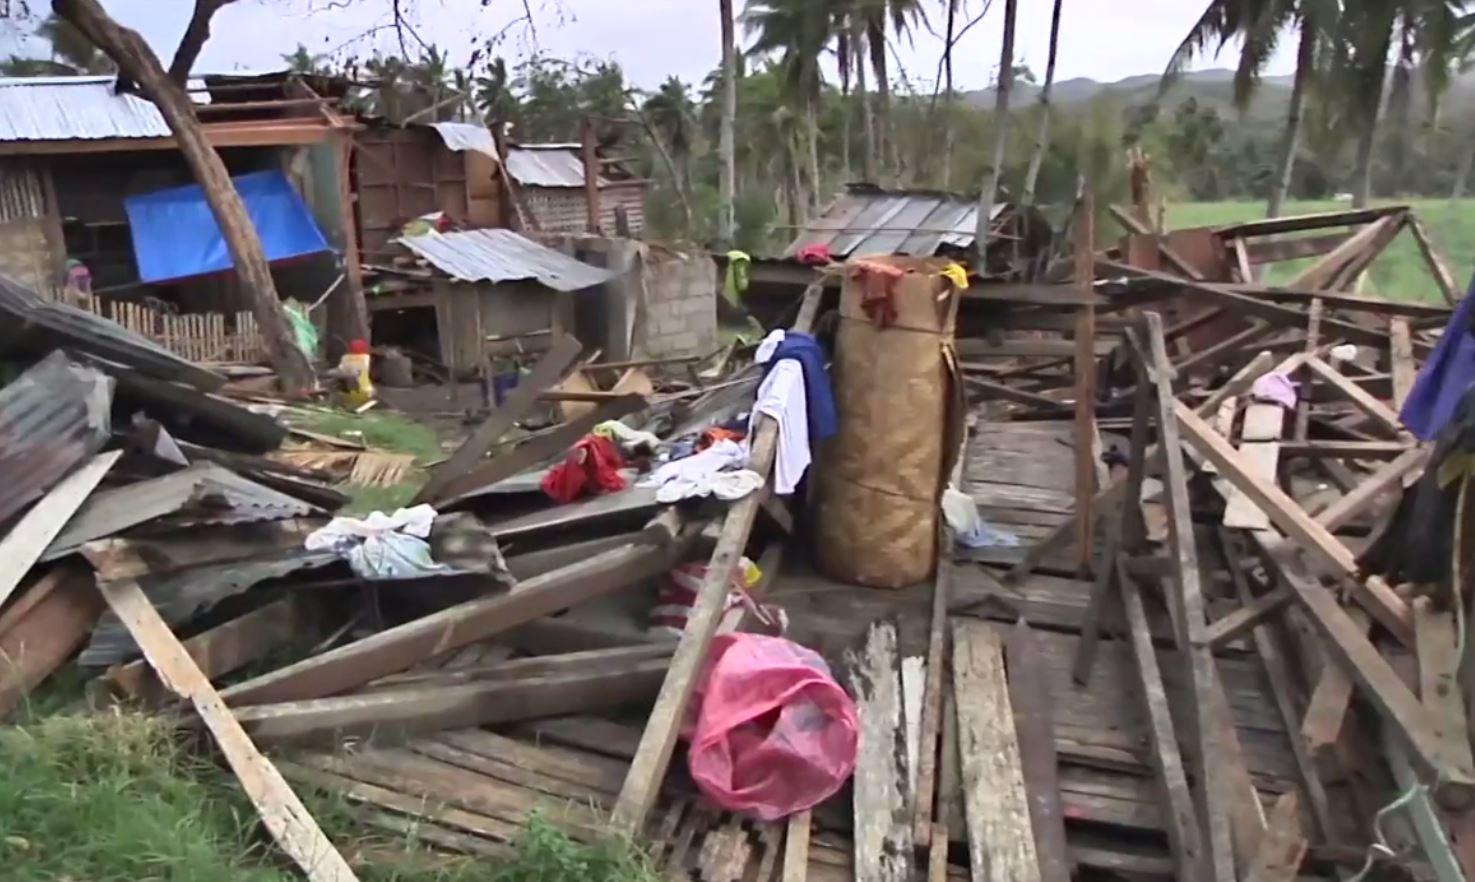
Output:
[851,260,905,328]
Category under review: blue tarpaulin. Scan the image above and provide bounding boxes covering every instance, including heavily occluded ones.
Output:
[124,170,331,284]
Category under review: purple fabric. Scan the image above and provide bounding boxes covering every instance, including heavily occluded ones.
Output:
[1401,276,1475,440]
[1251,372,1298,409]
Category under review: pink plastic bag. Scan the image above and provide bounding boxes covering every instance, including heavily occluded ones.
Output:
[687,634,858,820]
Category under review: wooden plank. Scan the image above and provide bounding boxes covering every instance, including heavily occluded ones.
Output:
[963,377,1066,412]
[1174,402,1414,643]
[1277,440,1412,460]
[952,620,1041,882]
[1074,192,1098,569]
[1004,621,1071,882]
[1390,318,1417,410]
[415,334,581,504]
[1414,596,1475,786]
[912,558,951,847]
[104,596,307,704]
[1108,204,1206,280]
[1252,533,1475,800]
[1243,793,1306,882]
[1144,312,1234,882]
[1232,237,1254,282]
[0,566,102,718]
[95,577,360,882]
[1219,530,1335,841]
[232,661,669,746]
[849,622,911,882]
[1204,588,1292,650]
[1244,231,1354,265]
[0,452,120,610]
[1213,205,1408,238]
[609,284,824,837]
[1289,214,1404,291]
[1315,447,1427,532]
[1292,298,1322,442]
[1223,440,1281,530]
[1303,354,1404,437]
[782,811,812,882]
[221,517,693,706]
[1408,215,1460,306]
[1299,616,1359,761]
[1117,563,1203,882]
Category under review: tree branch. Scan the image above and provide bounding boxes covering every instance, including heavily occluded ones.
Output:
[167,0,234,84]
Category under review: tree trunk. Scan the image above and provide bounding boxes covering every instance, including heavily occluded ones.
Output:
[1351,13,1394,210]
[856,34,877,183]
[1020,0,1062,206]
[717,0,737,247]
[1453,138,1475,200]
[54,0,314,392]
[1267,22,1314,218]
[868,20,895,180]
[975,0,1018,257]
[639,114,694,233]
[806,96,822,212]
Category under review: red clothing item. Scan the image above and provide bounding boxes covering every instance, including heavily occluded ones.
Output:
[851,260,905,328]
[541,435,627,503]
[795,243,832,266]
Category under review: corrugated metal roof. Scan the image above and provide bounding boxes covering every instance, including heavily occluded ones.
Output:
[427,122,499,160]
[0,75,209,142]
[505,144,607,188]
[0,272,224,391]
[0,351,113,526]
[784,185,1008,259]
[397,228,619,291]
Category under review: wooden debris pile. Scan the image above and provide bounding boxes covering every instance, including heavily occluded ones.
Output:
[1,200,1471,882]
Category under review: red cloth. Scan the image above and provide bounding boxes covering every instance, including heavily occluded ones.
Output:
[851,260,905,328]
[698,426,745,450]
[541,435,626,503]
[795,243,832,266]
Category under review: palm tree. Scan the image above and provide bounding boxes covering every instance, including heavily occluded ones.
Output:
[856,0,927,178]
[281,44,326,76]
[1,13,114,75]
[718,0,739,246]
[1164,0,1313,217]
[1021,0,1064,206]
[646,78,697,204]
[743,0,832,213]
[976,0,1018,255]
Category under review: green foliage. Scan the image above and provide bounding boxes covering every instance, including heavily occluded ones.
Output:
[489,816,660,882]
[287,408,444,464]
[2,13,113,75]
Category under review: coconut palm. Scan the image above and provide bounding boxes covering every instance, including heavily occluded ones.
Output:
[645,77,698,196]
[718,0,739,246]
[855,0,927,177]
[1021,0,1065,206]
[743,0,832,212]
[1,13,114,75]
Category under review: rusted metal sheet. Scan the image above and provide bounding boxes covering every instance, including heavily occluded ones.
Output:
[0,351,112,526]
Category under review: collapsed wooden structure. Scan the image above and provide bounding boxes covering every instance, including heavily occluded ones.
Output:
[0,198,1471,882]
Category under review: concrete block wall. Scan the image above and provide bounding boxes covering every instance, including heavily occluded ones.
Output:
[636,247,717,359]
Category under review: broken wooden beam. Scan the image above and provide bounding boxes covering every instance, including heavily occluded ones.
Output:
[1243,793,1307,882]
[608,280,824,837]
[1314,447,1427,532]
[221,512,695,706]
[849,621,912,882]
[0,565,103,718]
[0,451,120,610]
[1005,621,1072,882]
[1302,355,1405,438]
[95,577,361,882]
[1205,587,1292,650]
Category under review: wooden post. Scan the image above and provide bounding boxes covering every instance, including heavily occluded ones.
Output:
[1073,190,1097,571]
[330,132,370,346]
[580,117,601,234]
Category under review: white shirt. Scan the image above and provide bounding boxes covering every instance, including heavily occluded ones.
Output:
[750,359,810,495]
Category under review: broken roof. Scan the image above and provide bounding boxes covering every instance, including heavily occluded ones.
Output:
[783,184,1008,259]
[0,75,209,142]
[397,228,620,291]
[426,122,499,161]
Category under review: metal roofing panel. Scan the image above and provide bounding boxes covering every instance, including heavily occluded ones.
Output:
[505,145,608,188]
[397,228,619,291]
[0,351,113,525]
[860,194,944,256]
[0,76,209,141]
[783,186,1006,258]
[827,193,910,257]
[427,122,499,160]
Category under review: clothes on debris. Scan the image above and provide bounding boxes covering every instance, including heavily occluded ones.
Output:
[593,419,662,453]
[1362,383,1475,584]
[541,434,627,504]
[639,439,761,503]
[724,250,751,306]
[795,243,832,266]
[757,330,838,443]
[939,262,971,291]
[752,360,811,496]
[1401,276,1475,440]
[305,504,451,581]
[649,558,785,638]
[1251,371,1298,409]
[850,260,905,328]
[941,485,1020,548]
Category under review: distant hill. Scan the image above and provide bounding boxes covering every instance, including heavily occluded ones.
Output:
[961,66,1475,124]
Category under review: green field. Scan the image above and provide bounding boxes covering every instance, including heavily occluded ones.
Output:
[1166,199,1473,304]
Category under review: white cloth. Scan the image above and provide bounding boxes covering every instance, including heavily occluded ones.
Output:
[305,504,451,581]
[654,468,763,503]
[594,419,662,451]
[755,329,786,365]
[640,439,747,488]
[749,359,810,495]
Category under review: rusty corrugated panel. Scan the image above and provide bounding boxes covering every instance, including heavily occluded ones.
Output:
[398,228,620,291]
[0,272,224,391]
[0,351,113,526]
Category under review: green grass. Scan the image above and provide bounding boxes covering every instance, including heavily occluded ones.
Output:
[283,407,443,515]
[0,712,658,882]
[1167,197,1473,303]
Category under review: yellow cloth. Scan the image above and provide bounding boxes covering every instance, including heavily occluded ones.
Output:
[939,262,970,291]
[337,352,375,408]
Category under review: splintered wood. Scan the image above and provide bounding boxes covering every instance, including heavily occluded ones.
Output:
[848,622,912,882]
[952,621,1040,882]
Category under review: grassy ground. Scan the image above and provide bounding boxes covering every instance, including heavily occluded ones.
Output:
[1167,197,1473,303]
[0,711,660,882]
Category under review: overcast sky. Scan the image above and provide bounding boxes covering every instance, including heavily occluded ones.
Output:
[3,0,1298,92]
